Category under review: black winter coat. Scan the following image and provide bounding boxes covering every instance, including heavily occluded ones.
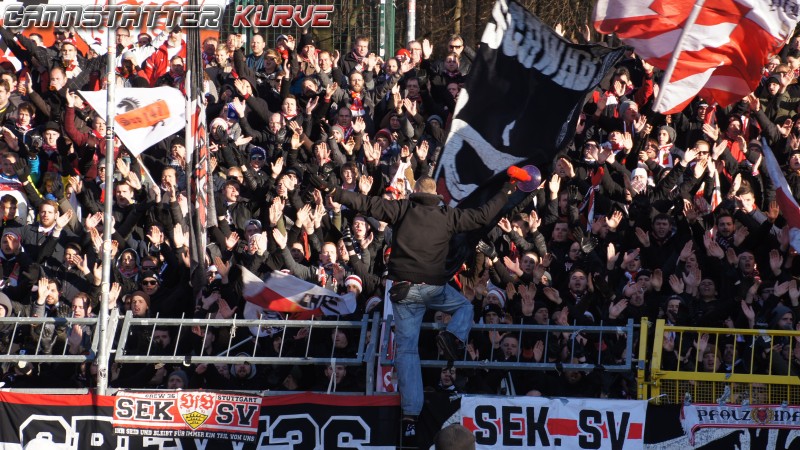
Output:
[334,188,509,285]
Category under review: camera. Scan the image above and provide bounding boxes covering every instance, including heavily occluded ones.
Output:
[30,134,43,153]
[202,279,221,297]
[211,125,228,144]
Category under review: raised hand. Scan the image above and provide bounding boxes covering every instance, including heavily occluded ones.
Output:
[542,287,562,305]
[679,240,694,262]
[116,157,130,179]
[173,223,188,249]
[55,209,73,230]
[68,176,83,195]
[147,225,164,246]
[215,297,238,320]
[325,82,338,100]
[602,210,621,231]
[519,284,536,316]
[416,140,429,161]
[726,247,738,266]
[272,228,288,249]
[497,217,512,233]
[305,95,319,115]
[623,248,640,266]
[503,255,522,276]
[37,277,49,305]
[296,203,313,229]
[635,227,650,247]
[704,235,724,259]
[362,137,380,162]
[702,123,720,142]
[213,256,231,282]
[775,280,791,298]
[770,249,784,275]
[232,96,246,117]
[790,279,800,305]
[651,269,664,291]
[548,174,561,199]
[422,39,433,59]
[269,196,285,226]
[663,332,675,352]
[733,226,749,247]
[109,282,122,306]
[694,333,710,354]
[608,299,628,320]
[669,274,684,294]
[607,243,619,269]
[358,175,373,195]
[225,231,240,250]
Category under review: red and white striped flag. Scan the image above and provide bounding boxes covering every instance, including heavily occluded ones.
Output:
[761,138,800,252]
[241,267,357,319]
[0,30,21,73]
[593,0,800,114]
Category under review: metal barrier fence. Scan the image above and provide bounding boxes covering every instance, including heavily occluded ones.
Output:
[113,311,381,393]
[379,316,638,373]
[648,319,800,405]
[0,314,643,395]
[0,316,100,364]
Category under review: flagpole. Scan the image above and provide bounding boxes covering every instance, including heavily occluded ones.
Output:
[97,1,117,396]
[652,0,707,113]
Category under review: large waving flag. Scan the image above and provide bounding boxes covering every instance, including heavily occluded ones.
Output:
[594,0,800,114]
[0,35,21,72]
[761,138,800,253]
[241,268,357,319]
[433,0,625,276]
[79,86,186,155]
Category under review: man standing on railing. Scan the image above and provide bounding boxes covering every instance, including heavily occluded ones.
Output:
[313,170,526,443]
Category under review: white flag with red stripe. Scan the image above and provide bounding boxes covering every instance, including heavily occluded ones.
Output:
[761,138,800,252]
[0,39,21,72]
[241,267,357,319]
[593,0,800,114]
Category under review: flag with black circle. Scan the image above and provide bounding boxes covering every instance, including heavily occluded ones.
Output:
[433,0,626,276]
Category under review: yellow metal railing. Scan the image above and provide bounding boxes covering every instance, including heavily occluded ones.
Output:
[648,319,800,405]
[637,318,650,401]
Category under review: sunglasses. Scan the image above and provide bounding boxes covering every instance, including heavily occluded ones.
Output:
[250,156,265,161]
[449,45,463,49]
[142,279,158,286]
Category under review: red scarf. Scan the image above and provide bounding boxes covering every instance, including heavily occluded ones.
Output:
[350,91,364,116]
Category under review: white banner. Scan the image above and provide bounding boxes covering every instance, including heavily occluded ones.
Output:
[460,395,646,450]
[79,86,186,156]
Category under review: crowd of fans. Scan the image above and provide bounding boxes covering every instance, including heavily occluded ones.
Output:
[0,21,798,398]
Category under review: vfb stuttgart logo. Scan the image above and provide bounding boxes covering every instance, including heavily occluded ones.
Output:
[178,393,215,429]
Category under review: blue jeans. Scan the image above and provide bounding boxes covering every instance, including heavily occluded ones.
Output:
[392,283,474,416]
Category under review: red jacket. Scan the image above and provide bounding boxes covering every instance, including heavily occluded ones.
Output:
[141,40,186,87]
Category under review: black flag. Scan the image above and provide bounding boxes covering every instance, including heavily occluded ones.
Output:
[434,0,626,276]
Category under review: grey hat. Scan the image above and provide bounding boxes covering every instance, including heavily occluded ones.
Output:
[658,125,677,144]
[618,100,636,117]
[427,114,443,125]
[168,369,189,387]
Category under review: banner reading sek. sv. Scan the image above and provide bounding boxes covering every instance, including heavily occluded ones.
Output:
[461,395,646,450]
[113,391,261,441]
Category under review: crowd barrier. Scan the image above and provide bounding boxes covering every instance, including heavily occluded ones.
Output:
[646,319,800,406]
[2,390,796,449]
[4,316,800,448]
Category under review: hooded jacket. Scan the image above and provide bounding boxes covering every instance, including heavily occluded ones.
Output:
[333,186,510,285]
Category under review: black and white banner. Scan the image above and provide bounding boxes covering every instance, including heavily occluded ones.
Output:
[433,0,625,276]
[0,392,399,449]
[460,395,646,450]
